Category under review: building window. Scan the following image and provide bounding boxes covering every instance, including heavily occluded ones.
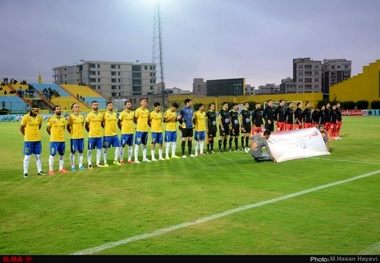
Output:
[298,78,303,82]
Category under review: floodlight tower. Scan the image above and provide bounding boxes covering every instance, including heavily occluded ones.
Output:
[152,0,165,108]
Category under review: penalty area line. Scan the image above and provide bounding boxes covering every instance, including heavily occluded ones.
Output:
[71,170,380,255]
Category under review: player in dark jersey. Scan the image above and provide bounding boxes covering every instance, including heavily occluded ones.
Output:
[302,101,313,128]
[284,102,295,131]
[262,99,274,132]
[229,103,240,151]
[206,103,217,154]
[240,102,251,150]
[273,99,285,131]
[336,102,343,139]
[251,103,263,135]
[218,102,231,152]
[324,102,331,133]
[294,102,303,129]
[318,105,326,127]
[312,107,320,127]
[329,104,338,140]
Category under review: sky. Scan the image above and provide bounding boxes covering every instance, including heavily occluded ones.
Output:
[1,0,380,91]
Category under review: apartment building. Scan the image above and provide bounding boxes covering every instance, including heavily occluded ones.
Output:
[53,60,157,99]
[322,59,352,95]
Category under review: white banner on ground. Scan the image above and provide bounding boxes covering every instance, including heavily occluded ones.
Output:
[268,127,330,163]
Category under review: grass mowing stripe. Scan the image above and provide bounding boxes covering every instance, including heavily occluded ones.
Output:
[312,157,380,165]
[71,169,380,255]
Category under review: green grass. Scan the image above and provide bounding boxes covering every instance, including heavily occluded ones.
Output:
[0,117,379,255]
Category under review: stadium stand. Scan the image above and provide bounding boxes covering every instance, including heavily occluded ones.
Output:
[0,95,29,114]
[60,84,108,109]
[29,83,90,110]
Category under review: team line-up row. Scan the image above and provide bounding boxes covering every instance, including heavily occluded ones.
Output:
[20,98,343,178]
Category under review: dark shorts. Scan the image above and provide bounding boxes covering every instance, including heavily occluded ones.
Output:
[242,125,251,134]
[231,126,240,136]
[219,125,230,136]
[181,128,193,138]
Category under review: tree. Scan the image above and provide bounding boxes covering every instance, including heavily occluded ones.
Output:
[370,100,380,109]
[356,100,369,109]
[342,101,356,109]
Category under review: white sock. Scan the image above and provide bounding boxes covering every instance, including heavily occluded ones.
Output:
[172,144,176,156]
[128,147,133,161]
[158,148,163,158]
[70,152,75,168]
[87,149,92,166]
[96,149,102,164]
[134,145,139,161]
[59,155,64,170]
[49,155,54,171]
[79,153,83,167]
[36,154,42,172]
[143,145,147,159]
[23,155,30,174]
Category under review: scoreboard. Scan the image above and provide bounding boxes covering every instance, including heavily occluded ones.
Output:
[206,78,245,96]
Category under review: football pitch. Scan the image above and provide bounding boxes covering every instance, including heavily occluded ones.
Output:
[0,116,379,256]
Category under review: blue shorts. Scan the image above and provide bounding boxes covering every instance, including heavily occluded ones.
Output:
[70,138,84,153]
[164,131,177,143]
[103,135,121,148]
[120,134,134,147]
[23,141,42,155]
[151,132,163,145]
[194,131,206,141]
[88,137,103,150]
[50,142,65,156]
[135,131,148,145]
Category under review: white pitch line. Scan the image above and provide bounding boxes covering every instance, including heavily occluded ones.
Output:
[358,242,380,255]
[71,170,380,255]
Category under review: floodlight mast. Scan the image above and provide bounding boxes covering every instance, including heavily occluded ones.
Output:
[152,0,165,109]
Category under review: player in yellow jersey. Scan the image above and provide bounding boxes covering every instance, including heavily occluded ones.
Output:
[66,103,87,172]
[101,101,121,167]
[193,103,206,156]
[85,101,104,169]
[133,98,150,163]
[163,102,180,159]
[149,102,165,161]
[118,100,135,164]
[46,105,68,175]
[20,104,46,178]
